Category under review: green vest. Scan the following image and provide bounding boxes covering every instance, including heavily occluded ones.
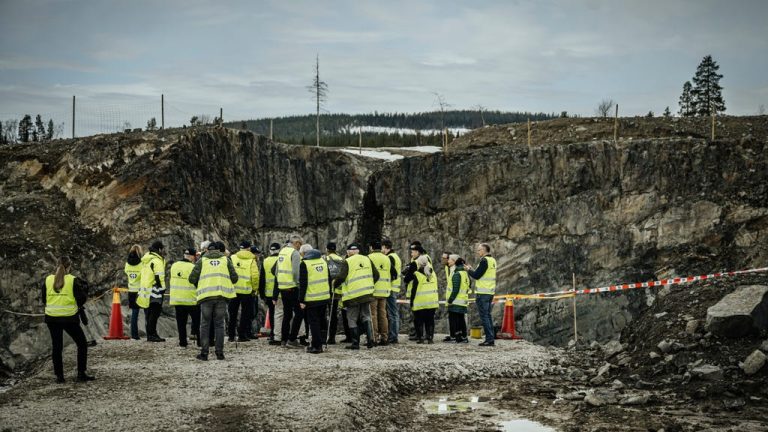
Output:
[196,257,236,301]
[169,261,197,306]
[474,256,497,295]
[446,269,470,308]
[276,246,297,290]
[326,253,344,295]
[45,274,78,317]
[263,255,278,298]
[303,258,331,302]
[124,262,142,293]
[230,254,255,295]
[368,251,391,298]
[342,254,375,302]
[389,252,402,294]
[411,271,439,311]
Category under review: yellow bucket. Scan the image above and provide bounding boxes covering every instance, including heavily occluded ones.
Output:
[469,326,482,339]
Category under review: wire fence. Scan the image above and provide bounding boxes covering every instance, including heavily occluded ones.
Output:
[0,95,226,141]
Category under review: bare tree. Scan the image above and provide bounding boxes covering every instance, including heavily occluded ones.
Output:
[432,92,452,131]
[759,104,766,115]
[596,99,615,118]
[307,54,328,147]
[473,104,486,126]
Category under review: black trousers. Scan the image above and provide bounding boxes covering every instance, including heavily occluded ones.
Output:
[248,296,258,338]
[227,293,254,338]
[448,311,467,338]
[175,305,200,346]
[413,308,436,341]
[328,296,351,341]
[306,304,328,349]
[264,297,276,339]
[47,321,87,377]
[145,303,162,338]
[280,288,304,342]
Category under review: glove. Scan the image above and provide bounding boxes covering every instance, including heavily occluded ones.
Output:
[79,309,89,326]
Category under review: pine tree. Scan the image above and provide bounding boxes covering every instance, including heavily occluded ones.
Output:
[678,81,694,117]
[690,55,725,116]
[663,106,671,118]
[46,119,54,140]
[34,115,46,141]
[147,117,157,130]
[18,115,32,142]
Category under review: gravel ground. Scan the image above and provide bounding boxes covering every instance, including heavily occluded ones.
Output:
[0,335,562,431]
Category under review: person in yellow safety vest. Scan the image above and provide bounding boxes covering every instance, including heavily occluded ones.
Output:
[323,242,349,344]
[247,245,263,340]
[446,254,470,343]
[188,241,238,361]
[381,239,402,344]
[332,243,380,350]
[298,247,332,354]
[440,251,456,342]
[124,244,144,340]
[228,240,260,343]
[368,240,397,345]
[403,241,431,341]
[466,243,497,347]
[271,235,305,348]
[261,243,282,345]
[403,255,439,344]
[42,256,95,383]
[169,247,199,348]
[138,241,167,342]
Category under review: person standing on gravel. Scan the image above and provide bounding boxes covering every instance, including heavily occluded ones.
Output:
[138,241,167,342]
[367,240,392,345]
[260,243,281,345]
[189,241,238,361]
[382,239,402,344]
[403,241,431,341]
[324,242,348,344]
[273,235,304,348]
[124,244,143,340]
[43,256,95,383]
[403,255,439,344]
[169,247,199,348]
[228,240,259,343]
[298,247,332,354]
[446,254,469,343]
[466,243,496,347]
[333,243,379,349]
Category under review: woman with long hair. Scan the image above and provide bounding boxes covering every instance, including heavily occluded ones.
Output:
[42,256,95,383]
[124,244,143,340]
[404,255,439,344]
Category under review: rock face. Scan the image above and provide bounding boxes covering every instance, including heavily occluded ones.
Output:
[705,285,768,338]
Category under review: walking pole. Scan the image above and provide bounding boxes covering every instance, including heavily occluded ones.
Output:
[325,289,335,350]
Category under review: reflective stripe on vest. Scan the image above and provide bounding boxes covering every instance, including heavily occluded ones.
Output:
[474,256,497,295]
[389,252,402,293]
[368,252,392,298]
[276,247,297,290]
[124,263,142,293]
[412,271,439,311]
[138,253,165,308]
[169,261,197,306]
[303,258,331,302]
[446,269,470,308]
[45,274,78,317]
[196,257,236,300]
[342,254,375,301]
[263,256,278,297]
[231,254,255,295]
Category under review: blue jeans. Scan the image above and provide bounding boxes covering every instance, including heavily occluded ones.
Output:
[130,308,140,339]
[475,294,495,343]
[386,292,400,341]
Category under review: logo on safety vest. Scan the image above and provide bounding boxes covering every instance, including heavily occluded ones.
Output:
[210,260,221,266]
[315,265,324,272]
[129,274,138,279]
[278,257,284,263]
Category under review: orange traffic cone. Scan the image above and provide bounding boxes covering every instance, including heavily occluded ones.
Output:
[259,310,272,337]
[497,299,522,340]
[103,288,130,340]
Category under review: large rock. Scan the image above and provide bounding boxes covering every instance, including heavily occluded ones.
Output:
[705,285,768,338]
[740,350,766,375]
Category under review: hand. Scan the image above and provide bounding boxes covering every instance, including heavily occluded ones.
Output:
[79,310,89,326]
[300,303,306,310]
[273,300,277,305]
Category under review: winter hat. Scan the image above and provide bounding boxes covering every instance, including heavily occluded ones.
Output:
[239,240,252,249]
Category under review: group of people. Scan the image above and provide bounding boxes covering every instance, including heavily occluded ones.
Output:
[43,235,499,380]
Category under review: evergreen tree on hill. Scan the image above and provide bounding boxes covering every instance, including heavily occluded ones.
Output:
[690,55,725,116]
[678,81,694,117]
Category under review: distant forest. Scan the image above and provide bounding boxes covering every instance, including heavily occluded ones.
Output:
[225,110,556,147]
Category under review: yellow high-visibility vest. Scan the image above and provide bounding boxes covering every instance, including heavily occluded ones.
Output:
[169,261,196,306]
[263,255,278,298]
[474,256,496,295]
[230,254,256,295]
[389,252,402,294]
[446,269,469,308]
[124,263,142,293]
[196,257,236,301]
[303,258,331,302]
[137,252,165,309]
[411,271,438,311]
[276,246,297,290]
[342,254,375,302]
[368,251,392,298]
[45,274,78,317]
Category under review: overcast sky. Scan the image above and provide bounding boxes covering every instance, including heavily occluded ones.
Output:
[1,0,766,134]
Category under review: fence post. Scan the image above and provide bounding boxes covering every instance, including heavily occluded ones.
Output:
[71,95,76,138]
[220,107,223,123]
[527,118,531,148]
[572,273,578,345]
[269,119,273,140]
[613,104,619,142]
[358,126,362,155]
[161,94,164,129]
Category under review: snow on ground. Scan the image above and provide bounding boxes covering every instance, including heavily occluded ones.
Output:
[340,148,404,160]
[340,125,471,136]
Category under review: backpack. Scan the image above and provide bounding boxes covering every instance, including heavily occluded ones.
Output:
[326,257,342,279]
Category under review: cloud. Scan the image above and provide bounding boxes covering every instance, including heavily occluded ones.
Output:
[0,57,99,73]
[420,54,477,67]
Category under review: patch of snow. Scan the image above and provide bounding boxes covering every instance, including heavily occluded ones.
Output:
[340,125,471,136]
[340,148,404,161]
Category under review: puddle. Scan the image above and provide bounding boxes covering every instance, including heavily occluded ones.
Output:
[499,419,556,431]
[422,396,489,414]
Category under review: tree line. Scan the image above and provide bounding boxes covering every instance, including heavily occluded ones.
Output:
[1,114,65,144]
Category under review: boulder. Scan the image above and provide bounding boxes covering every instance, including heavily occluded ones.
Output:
[602,340,624,358]
[619,394,650,405]
[691,364,723,381]
[761,339,768,352]
[584,393,606,407]
[657,339,673,353]
[740,350,766,375]
[685,319,700,335]
[705,285,768,338]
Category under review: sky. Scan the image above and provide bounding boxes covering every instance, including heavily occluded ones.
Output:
[1,0,767,136]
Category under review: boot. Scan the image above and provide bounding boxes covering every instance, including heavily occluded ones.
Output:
[345,327,360,350]
[364,322,374,349]
[76,372,96,382]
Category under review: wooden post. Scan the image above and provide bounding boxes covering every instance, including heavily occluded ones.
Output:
[358,126,362,155]
[269,119,273,140]
[613,104,619,142]
[572,273,578,345]
[220,107,223,123]
[161,94,164,129]
[72,95,76,138]
[527,118,531,148]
